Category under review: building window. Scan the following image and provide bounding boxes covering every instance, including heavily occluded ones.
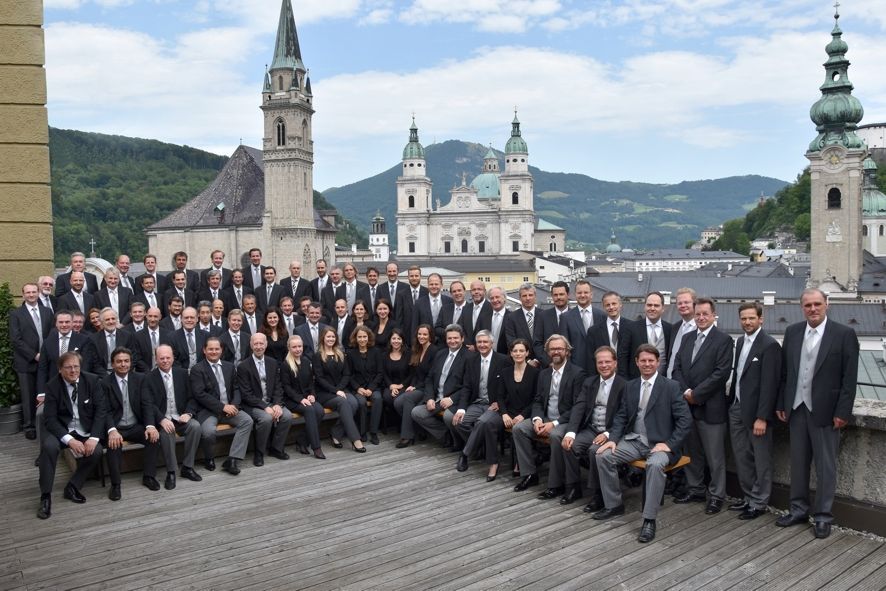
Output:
[278,75,283,91]
[512,240,519,252]
[880,225,884,236]
[549,242,556,252]
[478,241,485,253]
[512,192,519,205]
[275,119,286,146]
[408,195,415,208]
[303,171,307,189]
[827,187,841,209]
[461,239,468,253]
[863,225,869,236]
[302,119,308,144]
[408,242,415,253]
[444,241,451,253]
[523,276,529,282]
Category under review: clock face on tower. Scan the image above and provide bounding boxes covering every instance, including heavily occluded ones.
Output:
[822,148,845,171]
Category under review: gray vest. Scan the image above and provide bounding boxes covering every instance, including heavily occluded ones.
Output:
[793,329,822,411]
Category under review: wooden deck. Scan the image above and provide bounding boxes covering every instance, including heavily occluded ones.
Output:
[2,433,885,591]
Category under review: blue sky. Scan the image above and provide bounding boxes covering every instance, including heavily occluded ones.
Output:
[44,0,886,192]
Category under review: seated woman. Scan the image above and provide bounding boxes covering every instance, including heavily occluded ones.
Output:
[390,324,437,448]
[370,298,396,351]
[380,328,413,444]
[347,326,383,444]
[496,338,539,479]
[279,335,326,459]
[313,327,366,453]
[260,306,288,363]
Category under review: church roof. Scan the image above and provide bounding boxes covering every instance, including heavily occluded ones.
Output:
[536,218,564,231]
[270,0,305,72]
[470,172,500,199]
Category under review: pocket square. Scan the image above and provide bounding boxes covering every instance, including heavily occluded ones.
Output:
[752,357,759,362]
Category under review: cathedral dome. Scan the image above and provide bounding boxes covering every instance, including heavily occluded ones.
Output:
[505,113,528,154]
[470,172,500,199]
[402,117,425,160]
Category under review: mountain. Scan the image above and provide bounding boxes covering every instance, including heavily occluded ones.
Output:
[49,128,366,266]
[322,140,789,251]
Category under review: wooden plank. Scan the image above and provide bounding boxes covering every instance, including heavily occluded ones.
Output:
[779,537,881,591]
[818,544,886,591]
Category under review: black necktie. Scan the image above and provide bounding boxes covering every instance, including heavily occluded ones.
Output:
[71,382,78,404]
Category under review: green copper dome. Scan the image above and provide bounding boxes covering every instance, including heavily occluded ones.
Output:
[864,156,878,171]
[470,172,500,199]
[863,158,886,217]
[505,113,528,154]
[402,117,424,160]
[606,229,622,253]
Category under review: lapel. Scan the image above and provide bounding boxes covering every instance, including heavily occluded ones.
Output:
[814,322,835,375]
[644,377,666,415]
[740,334,763,376]
[689,329,711,367]
[605,377,622,419]
[61,379,75,415]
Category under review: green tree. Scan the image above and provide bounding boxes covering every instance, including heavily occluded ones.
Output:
[710,219,750,255]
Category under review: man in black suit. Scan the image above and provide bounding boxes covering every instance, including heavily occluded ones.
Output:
[504,283,540,366]
[728,302,781,520]
[83,308,138,377]
[666,287,697,379]
[37,352,106,519]
[332,299,355,346]
[513,334,587,494]
[434,280,467,344]
[219,309,251,364]
[532,281,571,366]
[159,295,184,332]
[57,271,94,317]
[376,262,410,328]
[411,323,473,443]
[103,254,137,293]
[255,266,284,314]
[167,251,200,293]
[134,275,165,319]
[364,266,380,312]
[200,249,231,290]
[279,259,312,304]
[191,337,254,475]
[593,344,692,543]
[237,333,293,466]
[221,269,253,313]
[309,258,329,302]
[197,269,225,308]
[94,268,133,325]
[136,253,168,295]
[775,288,859,539]
[319,266,345,323]
[461,280,492,350]
[171,307,206,370]
[164,270,198,309]
[278,297,304,336]
[294,302,328,358]
[617,291,673,379]
[132,306,174,372]
[487,287,511,354]
[55,252,99,297]
[103,347,161,499]
[400,265,427,337]
[123,301,146,333]
[586,291,625,372]
[196,301,223,337]
[341,262,371,313]
[242,247,266,292]
[671,297,733,514]
[11,282,53,439]
[240,294,263,336]
[413,273,451,336]
[562,345,626,510]
[144,345,203,489]
[562,280,607,374]
[37,275,57,313]
[209,299,227,332]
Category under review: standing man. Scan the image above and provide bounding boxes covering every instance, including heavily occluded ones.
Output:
[776,288,859,539]
[728,302,781,520]
[666,287,697,379]
[200,250,231,290]
[132,306,173,373]
[112,254,136,292]
[171,307,206,370]
[376,262,409,324]
[240,295,263,336]
[94,268,133,325]
[55,252,99,297]
[11,283,52,439]
[83,308,137,377]
[280,259,312,304]
[504,283,540,365]
[435,280,466,344]
[167,251,201,294]
[134,275,164,318]
[413,273,450,333]
[37,276,57,313]
[618,291,673,379]
[671,297,733,514]
[365,267,380,312]
[137,253,167,294]
[341,263,370,313]
[221,269,253,313]
[165,270,197,309]
[587,291,624,371]
[294,302,329,357]
[562,279,606,373]
[310,258,329,302]
[319,266,345,322]
[461,280,492,349]
[219,309,251,364]
[533,281,571,366]
[243,248,266,291]
[255,266,284,314]
[57,271,93,316]
[198,270,225,309]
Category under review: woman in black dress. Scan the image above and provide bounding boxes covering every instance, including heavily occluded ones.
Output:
[279,334,326,459]
[381,328,412,443]
[496,338,539,480]
[393,324,437,448]
[371,298,396,351]
[260,306,288,363]
[347,326,383,444]
[313,327,366,452]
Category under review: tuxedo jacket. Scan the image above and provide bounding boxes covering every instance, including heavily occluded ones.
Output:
[586,317,620,374]
[310,276,329,303]
[532,307,569,367]
[10,303,52,372]
[421,346,474,403]
[609,375,692,463]
[197,287,226,308]
[57,290,94,317]
[55,271,99,297]
[279,276,312,304]
[566,374,626,434]
[159,315,182,332]
[93,287,134,325]
[103,371,154,432]
[133,291,165,317]
[531,361,586,424]
[434,299,464,344]
[200,267,232,290]
[319,282,346,323]
[672,325,734,424]
[132,326,175,373]
[36,330,89,393]
[255,283,285,313]
[43,372,106,441]
[728,329,781,426]
[293,322,330,358]
[460,300,493,346]
[343,281,372,310]
[561,306,607,373]
[617,317,674,380]
[240,311,264,336]
[83,329,138,376]
[414,293,452,337]
[219,330,252,363]
[454,351,510,410]
[242,265,267,291]
[166,269,201,294]
[279,357,315,409]
[190,359,239,418]
[171,328,208,370]
[236,356,284,409]
[144,367,198,423]
[163,287,198,309]
[503,307,540,353]
[778,319,859,426]
[135,272,168,295]
[221,284,253,313]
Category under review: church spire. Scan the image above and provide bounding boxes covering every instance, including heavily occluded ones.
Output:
[403,116,425,160]
[270,0,305,73]
[505,110,528,154]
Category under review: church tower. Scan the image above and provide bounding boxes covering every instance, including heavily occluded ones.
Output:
[499,112,533,211]
[396,117,432,256]
[806,8,866,297]
[369,211,390,261]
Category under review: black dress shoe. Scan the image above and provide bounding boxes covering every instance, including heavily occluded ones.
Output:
[559,487,583,505]
[63,483,86,503]
[164,472,176,490]
[331,436,343,449]
[583,497,605,513]
[369,433,380,445]
[204,458,216,471]
[513,473,539,492]
[269,448,290,461]
[37,495,51,519]
[673,493,707,504]
[396,438,414,448]
[705,499,723,514]
[739,507,766,520]
[25,428,36,440]
[456,454,469,472]
[108,484,122,501]
[729,500,750,512]
[142,476,161,491]
[253,451,264,467]
[222,457,241,475]
[776,513,809,527]
[313,448,327,460]
[352,443,367,453]
[814,521,832,539]
[538,486,565,500]
[638,519,657,543]
[592,505,625,521]
[180,466,202,482]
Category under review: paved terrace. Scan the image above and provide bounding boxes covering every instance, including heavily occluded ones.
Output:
[2,434,886,590]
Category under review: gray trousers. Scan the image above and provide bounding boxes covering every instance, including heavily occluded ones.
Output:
[513,420,569,486]
[788,405,840,523]
[728,402,773,509]
[39,433,104,495]
[598,438,670,520]
[570,429,603,493]
[199,411,254,460]
[411,401,450,442]
[244,406,293,455]
[460,406,502,465]
[388,388,425,440]
[16,370,37,431]
[684,418,727,500]
[159,418,201,470]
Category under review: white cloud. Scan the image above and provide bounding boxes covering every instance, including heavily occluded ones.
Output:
[398,0,560,32]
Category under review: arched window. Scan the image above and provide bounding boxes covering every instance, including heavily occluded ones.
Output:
[880,225,884,236]
[304,171,307,189]
[278,75,283,91]
[461,239,468,253]
[301,119,308,145]
[303,244,312,266]
[863,225,869,236]
[408,195,415,208]
[276,119,286,147]
[827,187,841,209]
[511,192,519,205]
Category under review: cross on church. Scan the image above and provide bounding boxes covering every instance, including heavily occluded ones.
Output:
[834,1,840,15]
[88,237,97,257]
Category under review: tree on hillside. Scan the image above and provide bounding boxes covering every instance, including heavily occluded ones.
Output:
[709,219,750,255]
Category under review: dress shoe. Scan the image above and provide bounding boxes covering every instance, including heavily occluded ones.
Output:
[775,513,809,527]
[814,521,832,539]
[296,444,310,455]
[222,457,241,475]
[396,438,414,448]
[592,505,625,521]
[352,442,367,453]
[25,428,36,440]
[37,495,51,519]
[164,472,177,490]
[108,484,122,501]
[253,451,264,467]
[204,458,216,471]
[673,493,707,504]
[729,500,750,512]
[538,486,565,500]
[63,482,86,503]
[513,473,539,492]
[456,454,469,472]
[369,433,380,445]
[638,519,657,543]
[269,448,290,461]
[705,499,723,514]
[331,436,343,449]
[739,507,766,520]
[559,487,583,505]
[180,466,202,482]
[583,497,605,513]
[313,448,327,459]
[142,476,161,491]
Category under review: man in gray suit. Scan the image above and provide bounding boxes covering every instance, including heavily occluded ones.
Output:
[593,344,692,543]
[776,288,858,539]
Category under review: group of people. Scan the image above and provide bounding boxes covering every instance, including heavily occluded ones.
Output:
[10,249,858,544]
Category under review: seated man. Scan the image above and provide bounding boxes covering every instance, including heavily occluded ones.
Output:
[593,344,692,543]
[190,337,254,475]
[37,351,106,519]
[237,333,293,466]
[103,347,161,500]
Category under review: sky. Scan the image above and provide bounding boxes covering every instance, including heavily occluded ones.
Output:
[43,0,886,193]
